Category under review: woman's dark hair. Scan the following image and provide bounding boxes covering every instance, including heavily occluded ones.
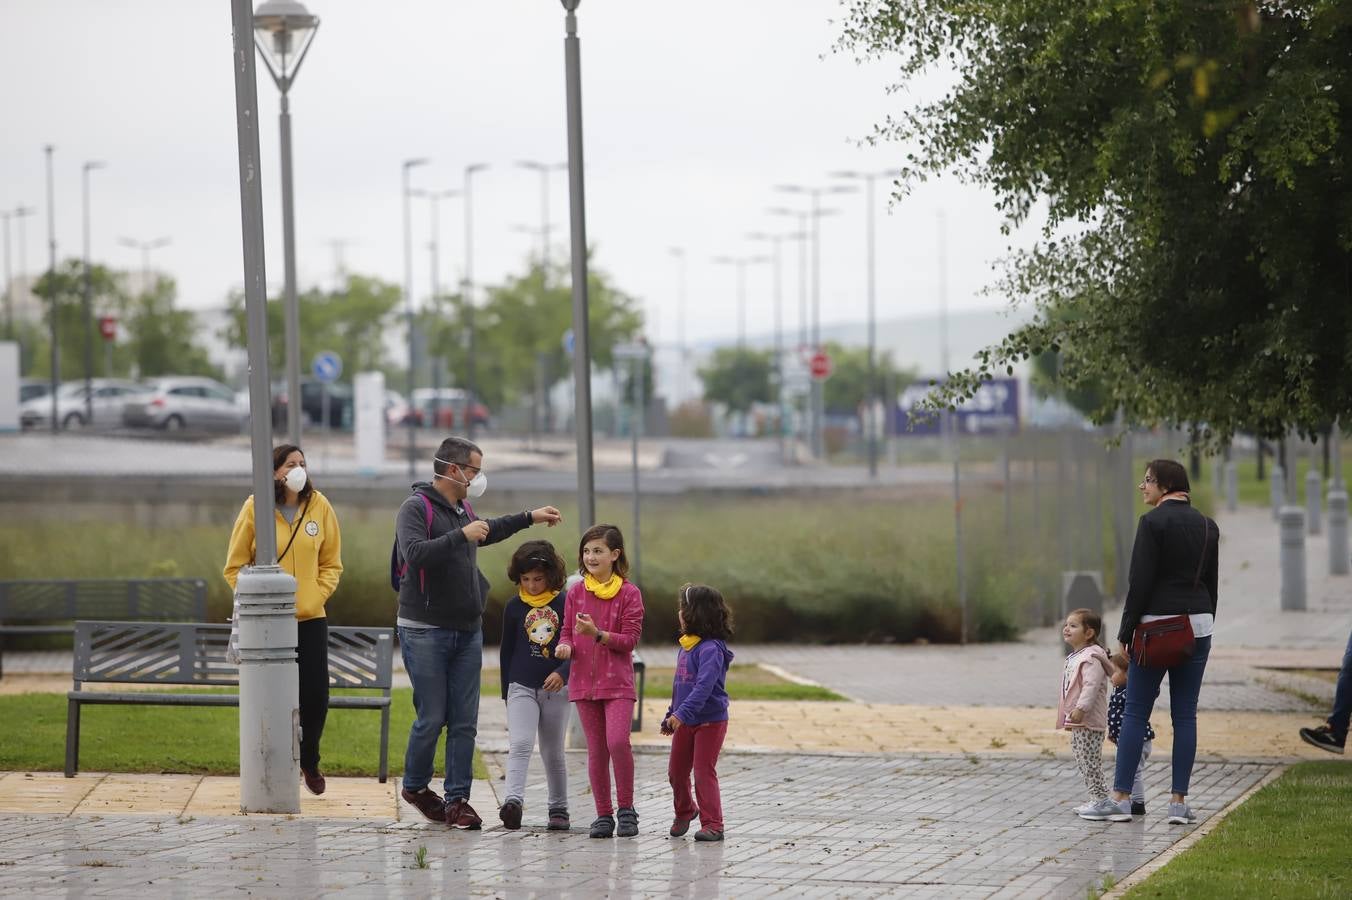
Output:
[679,583,733,640]
[1067,607,1104,647]
[507,539,568,591]
[272,443,313,505]
[577,523,629,579]
[1146,459,1191,494]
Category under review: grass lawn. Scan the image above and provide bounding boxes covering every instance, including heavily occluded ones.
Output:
[478,664,846,702]
[1125,762,1352,899]
[0,687,487,781]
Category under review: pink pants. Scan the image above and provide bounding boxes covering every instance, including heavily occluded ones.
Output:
[668,720,728,832]
[575,698,635,816]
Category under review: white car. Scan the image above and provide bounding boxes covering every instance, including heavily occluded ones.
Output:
[123,376,249,432]
[19,379,148,430]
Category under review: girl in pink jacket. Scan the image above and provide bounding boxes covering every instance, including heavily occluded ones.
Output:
[1057,608,1121,821]
[556,524,645,839]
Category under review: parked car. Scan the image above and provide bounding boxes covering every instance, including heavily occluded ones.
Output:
[20,379,148,430]
[19,379,52,405]
[409,388,491,430]
[271,378,355,429]
[123,376,249,432]
[385,389,414,428]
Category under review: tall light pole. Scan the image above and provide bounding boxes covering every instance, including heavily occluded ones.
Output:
[462,162,489,438]
[772,184,853,458]
[44,145,58,432]
[668,247,687,405]
[118,236,172,297]
[749,231,802,461]
[402,158,428,478]
[3,206,35,340]
[411,187,460,431]
[561,0,595,529]
[516,160,566,283]
[832,169,902,479]
[81,161,106,425]
[711,254,770,349]
[253,0,320,446]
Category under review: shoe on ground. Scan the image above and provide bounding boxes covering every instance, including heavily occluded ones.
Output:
[1072,802,1096,816]
[1167,802,1196,825]
[498,800,522,830]
[589,815,615,838]
[301,767,326,796]
[616,806,639,838]
[445,798,483,830]
[1077,798,1132,822]
[1131,801,1146,816]
[1299,724,1346,755]
[400,786,445,823]
[547,808,570,831]
[670,811,699,837]
[694,828,724,842]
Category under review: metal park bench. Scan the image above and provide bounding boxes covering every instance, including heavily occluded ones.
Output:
[0,578,208,677]
[65,621,394,781]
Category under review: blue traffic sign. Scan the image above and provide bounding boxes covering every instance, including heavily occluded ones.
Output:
[312,351,343,383]
[562,329,575,355]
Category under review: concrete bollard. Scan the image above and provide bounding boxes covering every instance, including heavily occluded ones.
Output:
[1270,465,1285,520]
[1329,488,1349,576]
[1225,461,1239,512]
[1306,469,1323,534]
[236,565,300,814]
[1279,506,1307,611]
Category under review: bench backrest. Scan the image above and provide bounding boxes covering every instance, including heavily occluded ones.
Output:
[72,621,394,690]
[0,579,208,624]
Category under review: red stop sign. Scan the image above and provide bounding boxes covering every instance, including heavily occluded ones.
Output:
[99,316,117,341]
[809,351,832,381]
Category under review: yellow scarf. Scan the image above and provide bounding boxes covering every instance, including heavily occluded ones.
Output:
[519,588,559,609]
[584,572,623,600]
[678,634,702,652]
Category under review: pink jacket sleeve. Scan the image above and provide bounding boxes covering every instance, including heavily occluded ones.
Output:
[1076,652,1108,712]
[558,583,578,650]
[603,583,644,654]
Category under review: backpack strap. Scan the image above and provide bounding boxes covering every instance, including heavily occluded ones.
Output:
[418,493,434,595]
[1192,510,1211,591]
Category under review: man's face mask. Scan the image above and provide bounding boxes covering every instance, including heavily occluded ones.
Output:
[434,456,487,498]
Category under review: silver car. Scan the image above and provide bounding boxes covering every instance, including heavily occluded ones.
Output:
[19,379,147,430]
[122,376,249,432]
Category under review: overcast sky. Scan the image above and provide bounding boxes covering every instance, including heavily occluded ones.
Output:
[1,0,1035,349]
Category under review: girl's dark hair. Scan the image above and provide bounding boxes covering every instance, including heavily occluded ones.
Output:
[1067,607,1104,647]
[507,540,568,591]
[1147,459,1191,494]
[679,583,733,641]
[272,443,313,505]
[577,523,629,579]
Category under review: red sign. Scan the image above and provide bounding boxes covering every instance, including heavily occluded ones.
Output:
[99,316,117,341]
[809,351,832,381]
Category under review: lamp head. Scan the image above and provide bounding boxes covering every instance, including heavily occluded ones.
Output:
[253,0,319,86]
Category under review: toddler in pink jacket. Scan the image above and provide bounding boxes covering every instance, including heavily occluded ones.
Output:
[1057,608,1119,821]
[556,524,645,839]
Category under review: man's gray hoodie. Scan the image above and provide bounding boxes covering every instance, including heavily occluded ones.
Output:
[395,481,533,631]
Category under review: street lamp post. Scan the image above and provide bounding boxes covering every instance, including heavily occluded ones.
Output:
[516,161,567,283]
[748,231,802,461]
[118,236,173,297]
[253,0,320,446]
[832,169,902,479]
[3,206,36,341]
[462,163,489,439]
[668,247,687,406]
[412,187,460,432]
[44,145,58,433]
[711,255,771,350]
[402,158,428,478]
[81,161,106,425]
[561,0,596,529]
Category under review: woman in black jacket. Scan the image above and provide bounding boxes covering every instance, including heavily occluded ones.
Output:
[1109,459,1218,826]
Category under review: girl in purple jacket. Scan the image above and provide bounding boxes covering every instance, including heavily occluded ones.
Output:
[663,583,734,842]
[556,524,645,839]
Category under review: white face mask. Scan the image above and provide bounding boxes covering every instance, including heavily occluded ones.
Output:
[283,465,307,493]
[434,456,487,499]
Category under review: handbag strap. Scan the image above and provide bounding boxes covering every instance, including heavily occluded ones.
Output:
[1192,510,1210,590]
[277,494,312,565]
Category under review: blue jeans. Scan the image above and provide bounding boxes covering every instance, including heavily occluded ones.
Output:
[399,625,482,800]
[1329,628,1352,738]
[1114,635,1211,797]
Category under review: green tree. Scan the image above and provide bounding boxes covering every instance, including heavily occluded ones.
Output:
[125,277,219,378]
[698,348,773,413]
[839,2,1352,442]
[819,342,908,417]
[28,260,129,379]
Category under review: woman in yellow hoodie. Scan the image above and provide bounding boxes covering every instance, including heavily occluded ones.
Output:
[224,443,343,796]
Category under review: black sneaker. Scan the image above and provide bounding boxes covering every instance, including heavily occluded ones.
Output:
[547,808,570,831]
[1299,724,1346,755]
[445,798,483,830]
[499,800,522,830]
[1131,801,1146,816]
[616,806,639,838]
[589,815,615,838]
[400,786,445,823]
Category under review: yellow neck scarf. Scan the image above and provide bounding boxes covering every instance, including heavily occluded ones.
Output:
[519,588,558,609]
[584,572,622,600]
[678,634,702,651]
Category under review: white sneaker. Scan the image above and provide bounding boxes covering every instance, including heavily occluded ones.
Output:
[1167,802,1197,824]
[1078,797,1133,822]
[1073,801,1097,816]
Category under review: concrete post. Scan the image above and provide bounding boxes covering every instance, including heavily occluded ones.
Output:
[1279,506,1307,611]
[1306,468,1323,535]
[1328,490,1349,576]
[1270,464,1285,520]
[235,566,300,813]
[1224,460,1238,512]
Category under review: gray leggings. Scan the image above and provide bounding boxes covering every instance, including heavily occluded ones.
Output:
[503,682,569,810]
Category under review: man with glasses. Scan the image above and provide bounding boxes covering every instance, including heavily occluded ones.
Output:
[395,436,562,829]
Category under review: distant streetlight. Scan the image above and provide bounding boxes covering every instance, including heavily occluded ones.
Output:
[463,163,488,439]
[748,230,803,461]
[81,161,107,425]
[516,160,567,282]
[402,158,429,477]
[711,254,770,349]
[117,236,172,296]
[253,0,321,445]
[668,247,687,405]
[2,205,36,340]
[410,186,460,430]
[831,168,903,479]
[44,145,57,433]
